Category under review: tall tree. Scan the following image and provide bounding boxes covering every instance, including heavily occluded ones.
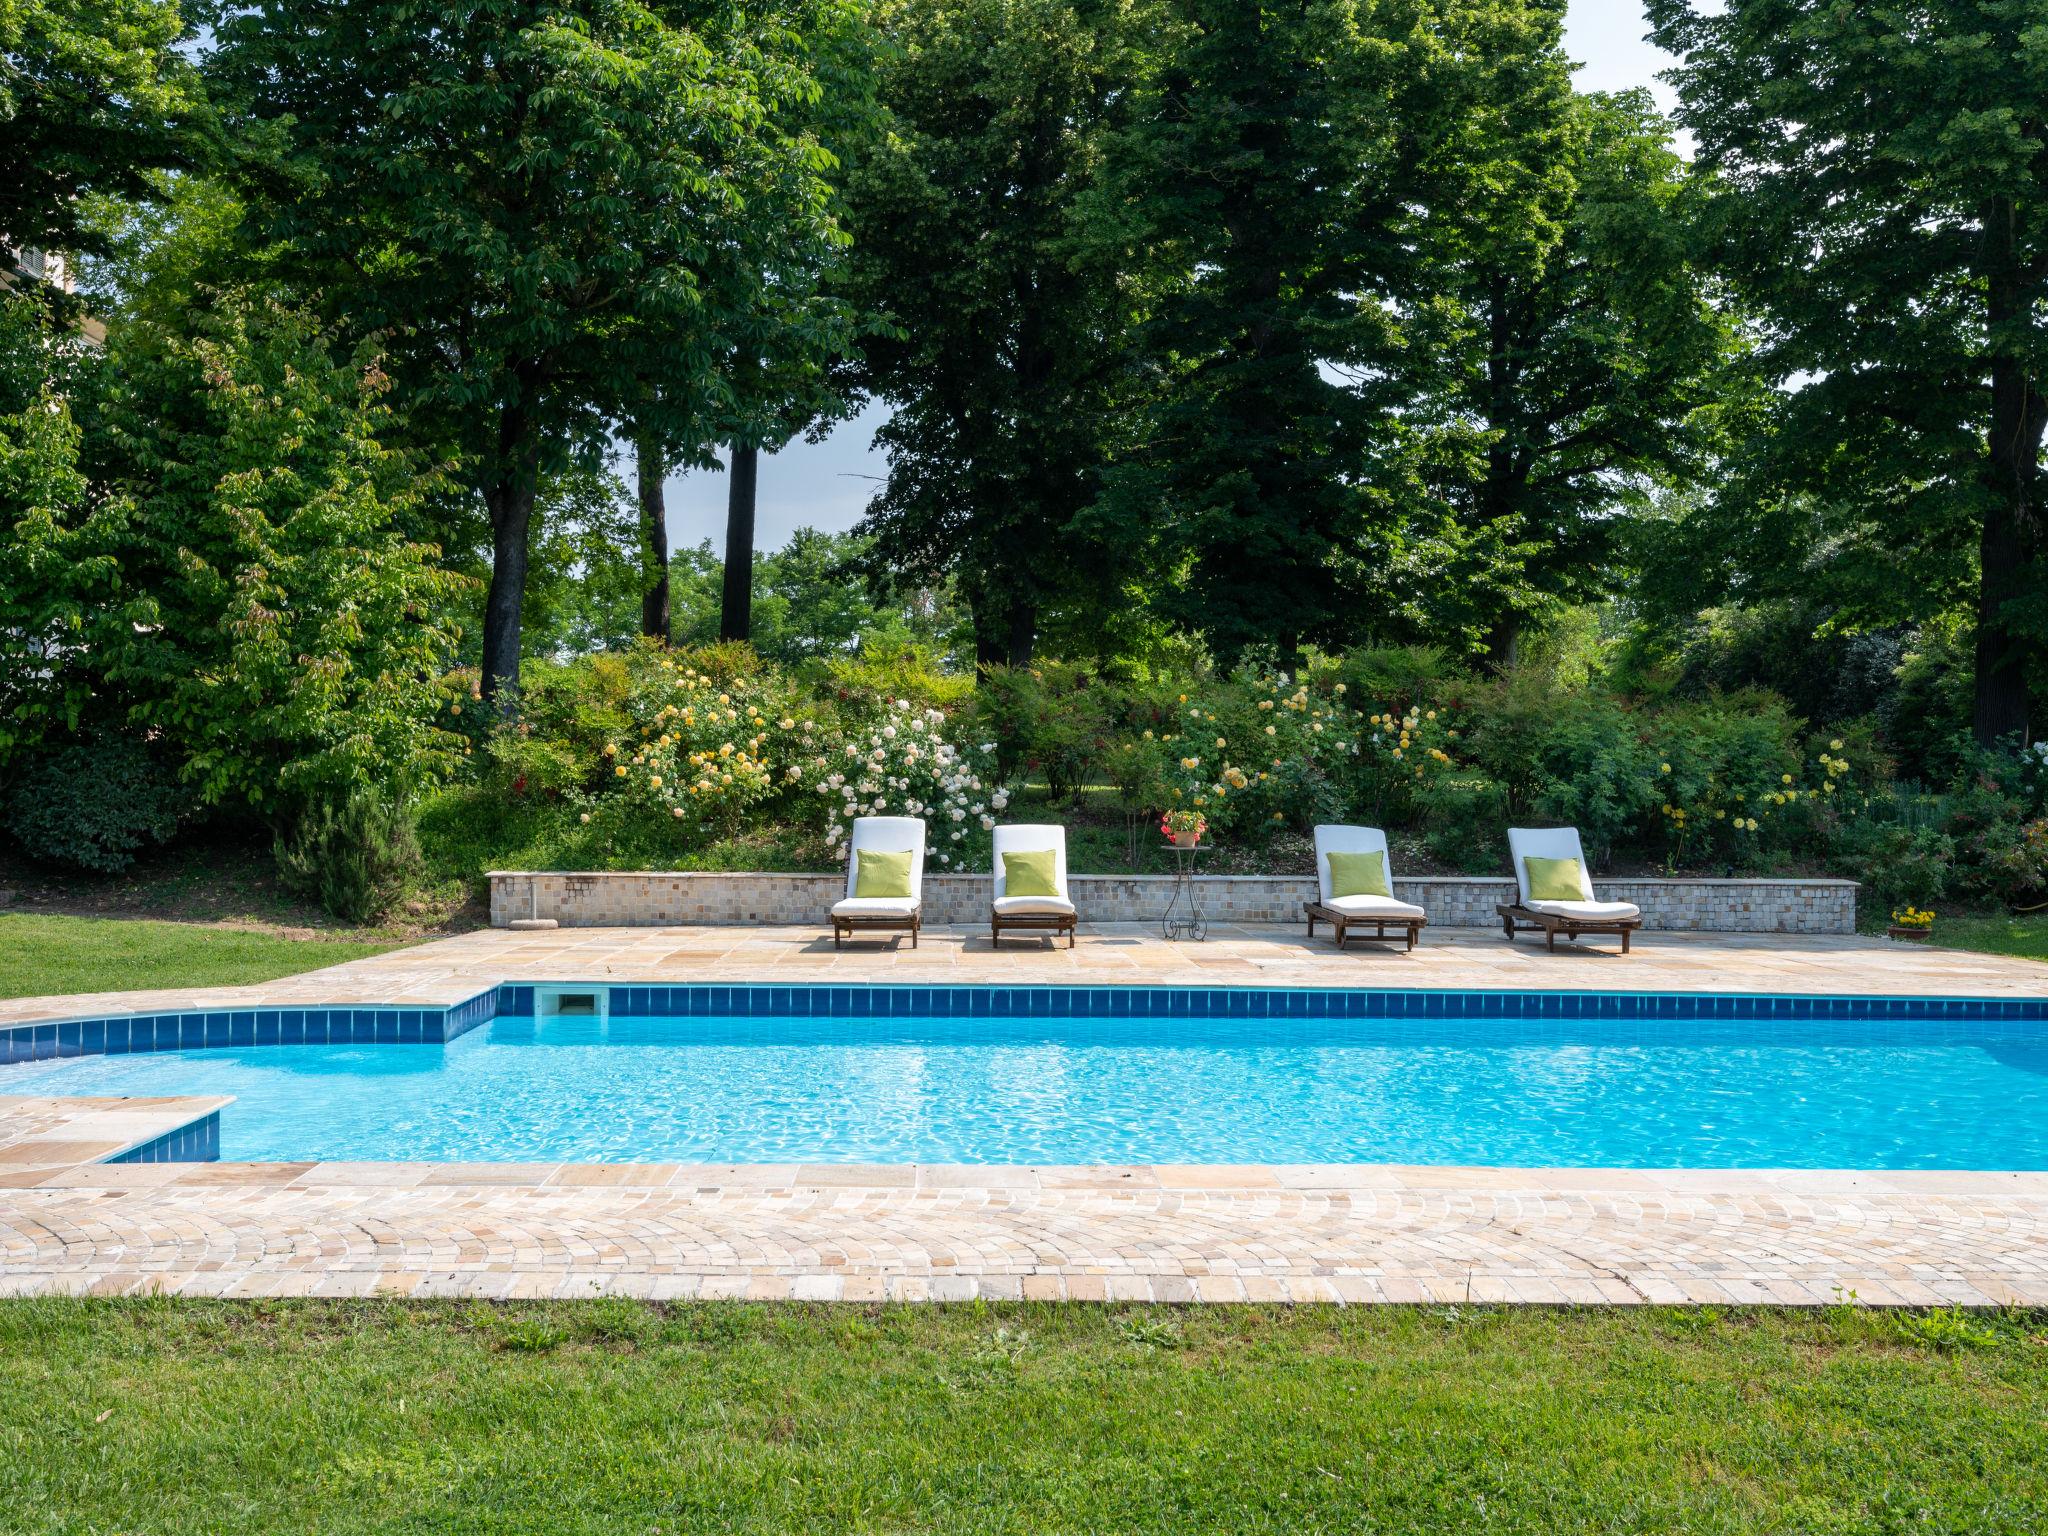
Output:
[635,433,670,642]
[0,0,201,271]
[1649,0,2048,746]
[839,0,1161,668]
[1103,0,1575,664]
[210,0,865,698]
[719,443,761,642]
[1398,89,1743,662]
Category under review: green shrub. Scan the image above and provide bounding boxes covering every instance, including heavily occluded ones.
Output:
[1334,645,1469,710]
[1422,781,1510,872]
[1939,770,2048,907]
[1466,680,1656,860]
[273,790,421,923]
[1837,820,1953,914]
[3,736,186,873]
[817,640,973,716]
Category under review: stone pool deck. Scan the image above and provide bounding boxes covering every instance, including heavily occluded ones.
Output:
[1,925,2044,1305]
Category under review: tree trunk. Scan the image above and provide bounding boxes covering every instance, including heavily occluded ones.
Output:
[1006,599,1036,668]
[636,433,670,642]
[1973,472,2037,748]
[1975,242,2043,747]
[1486,618,1521,670]
[479,474,536,701]
[719,442,758,643]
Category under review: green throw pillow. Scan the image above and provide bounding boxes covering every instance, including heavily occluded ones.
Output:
[1326,849,1391,899]
[1002,848,1061,898]
[1524,855,1585,902]
[854,847,915,899]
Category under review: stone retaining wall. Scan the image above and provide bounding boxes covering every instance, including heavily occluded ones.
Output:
[488,870,1857,934]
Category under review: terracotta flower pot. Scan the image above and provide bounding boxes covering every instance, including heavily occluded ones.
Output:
[1887,924,1932,942]
[1168,830,1202,848]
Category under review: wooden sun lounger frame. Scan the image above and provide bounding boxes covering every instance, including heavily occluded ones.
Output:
[990,907,1078,948]
[1496,902,1640,953]
[1303,901,1426,951]
[832,908,921,949]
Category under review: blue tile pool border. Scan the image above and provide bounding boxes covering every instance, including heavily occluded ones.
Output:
[3,982,2046,1069]
[107,1110,221,1164]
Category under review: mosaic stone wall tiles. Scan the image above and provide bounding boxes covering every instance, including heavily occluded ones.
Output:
[488,869,1859,934]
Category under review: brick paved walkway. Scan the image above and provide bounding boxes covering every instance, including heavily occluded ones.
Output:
[3,1159,2044,1305]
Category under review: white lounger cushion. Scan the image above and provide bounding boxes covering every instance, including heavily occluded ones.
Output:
[830,896,920,920]
[1523,898,1641,922]
[1312,823,1396,905]
[991,823,1070,904]
[1321,893,1426,921]
[843,816,927,900]
[992,895,1076,916]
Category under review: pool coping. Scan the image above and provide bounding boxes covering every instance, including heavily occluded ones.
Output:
[0,1094,231,1176]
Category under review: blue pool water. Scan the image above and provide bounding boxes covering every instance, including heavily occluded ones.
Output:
[8,1006,2048,1167]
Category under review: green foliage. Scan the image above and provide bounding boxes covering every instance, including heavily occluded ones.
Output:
[2,292,470,814]
[95,300,473,808]
[1649,0,2048,744]
[841,0,1160,665]
[815,641,974,716]
[1399,86,1741,655]
[1465,681,1655,860]
[1838,821,1956,918]
[273,789,422,925]
[0,0,201,270]
[3,735,184,873]
[0,289,105,767]
[212,0,876,693]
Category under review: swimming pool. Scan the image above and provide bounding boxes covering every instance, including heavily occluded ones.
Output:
[6,985,2046,1167]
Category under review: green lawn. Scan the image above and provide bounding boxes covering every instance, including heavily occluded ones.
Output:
[0,913,402,999]
[2,1300,2043,1533]
[1928,911,2048,963]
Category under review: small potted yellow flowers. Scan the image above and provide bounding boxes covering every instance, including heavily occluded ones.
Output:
[1888,906,1936,942]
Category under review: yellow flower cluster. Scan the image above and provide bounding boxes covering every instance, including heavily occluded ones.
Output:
[1891,905,1936,928]
[608,661,815,832]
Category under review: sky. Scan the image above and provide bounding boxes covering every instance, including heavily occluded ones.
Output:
[663,0,1681,557]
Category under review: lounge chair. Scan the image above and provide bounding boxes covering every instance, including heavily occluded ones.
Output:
[831,816,926,948]
[1498,826,1642,952]
[1303,824,1428,949]
[990,823,1077,948]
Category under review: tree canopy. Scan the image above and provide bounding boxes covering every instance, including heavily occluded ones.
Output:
[209,0,869,696]
[1648,0,2048,746]
[0,0,201,270]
